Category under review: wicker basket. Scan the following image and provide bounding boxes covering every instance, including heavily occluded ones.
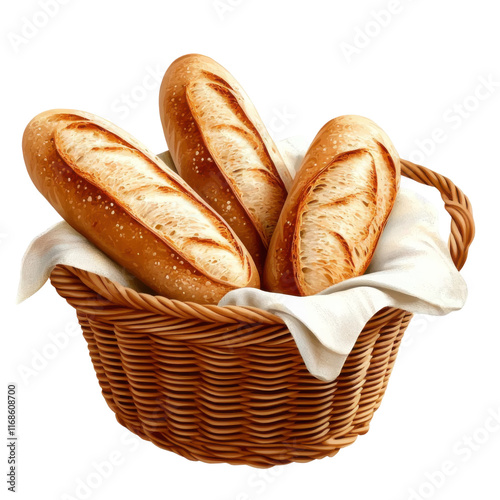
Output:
[49,160,474,468]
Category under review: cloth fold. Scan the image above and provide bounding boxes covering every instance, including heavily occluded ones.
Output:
[219,185,467,380]
[17,139,467,382]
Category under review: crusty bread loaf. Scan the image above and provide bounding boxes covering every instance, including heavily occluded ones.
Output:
[263,115,400,296]
[159,54,293,273]
[23,109,260,304]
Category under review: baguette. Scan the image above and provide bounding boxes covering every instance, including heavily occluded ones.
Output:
[263,115,400,296]
[159,54,293,273]
[22,109,260,304]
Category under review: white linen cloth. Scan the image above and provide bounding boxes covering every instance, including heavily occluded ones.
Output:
[18,139,467,382]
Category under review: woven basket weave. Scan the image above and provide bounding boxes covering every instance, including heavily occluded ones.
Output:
[49,160,474,468]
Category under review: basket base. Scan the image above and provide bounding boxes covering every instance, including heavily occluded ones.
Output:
[98,307,411,468]
[50,265,413,468]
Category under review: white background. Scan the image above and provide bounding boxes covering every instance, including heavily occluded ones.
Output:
[2,0,499,499]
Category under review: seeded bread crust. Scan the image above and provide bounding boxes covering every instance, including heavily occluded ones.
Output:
[23,109,259,304]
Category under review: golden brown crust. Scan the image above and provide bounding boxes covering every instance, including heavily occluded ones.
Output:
[263,115,400,296]
[22,109,260,304]
[159,54,291,273]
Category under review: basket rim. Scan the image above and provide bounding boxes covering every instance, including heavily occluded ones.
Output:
[49,159,474,323]
[50,264,286,324]
[50,264,411,327]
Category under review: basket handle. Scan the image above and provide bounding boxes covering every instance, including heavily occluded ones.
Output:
[400,159,475,271]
